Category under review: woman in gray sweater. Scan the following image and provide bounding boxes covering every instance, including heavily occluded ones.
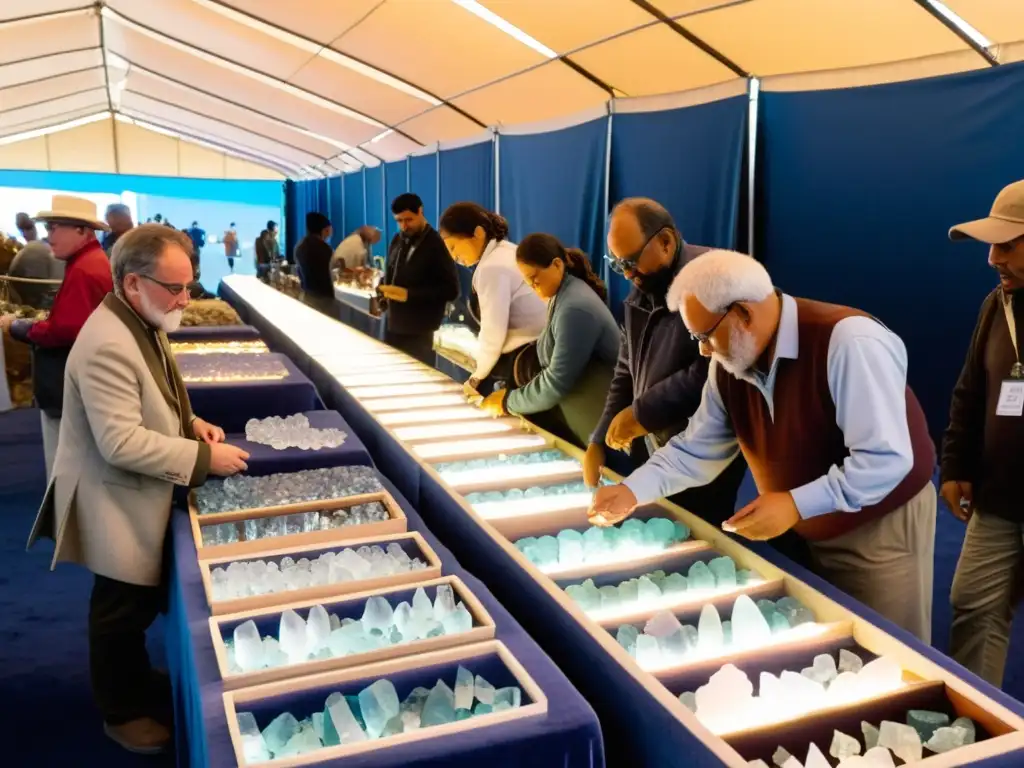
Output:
[480,233,620,445]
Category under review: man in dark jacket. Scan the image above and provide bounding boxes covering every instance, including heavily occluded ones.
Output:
[294,212,335,316]
[378,193,460,364]
[585,197,746,526]
[942,179,1024,686]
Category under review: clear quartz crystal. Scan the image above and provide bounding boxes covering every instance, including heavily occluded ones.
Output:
[830,730,862,760]
[305,605,332,655]
[237,712,271,762]
[245,413,349,451]
[325,691,367,743]
[878,720,922,764]
[195,466,383,515]
[862,747,897,768]
[697,604,724,651]
[862,721,880,750]
[804,743,831,768]
[233,620,265,672]
[772,746,794,767]
[454,666,474,710]
[838,648,864,674]
[278,609,308,662]
[731,594,772,648]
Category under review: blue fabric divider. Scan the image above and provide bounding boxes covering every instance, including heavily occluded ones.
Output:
[384,160,409,245]
[440,139,495,303]
[365,166,386,264]
[608,96,747,318]
[757,61,1024,443]
[284,179,301,259]
[499,118,608,269]
[166,469,605,768]
[327,176,345,246]
[410,153,439,226]
[343,170,365,238]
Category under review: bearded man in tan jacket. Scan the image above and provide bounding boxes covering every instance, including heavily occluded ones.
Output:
[28,225,250,755]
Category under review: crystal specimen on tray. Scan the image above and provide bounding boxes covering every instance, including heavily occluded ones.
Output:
[857,656,902,692]
[830,730,862,760]
[474,674,495,705]
[688,560,715,591]
[361,596,395,634]
[421,680,457,727]
[279,722,322,757]
[533,536,560,566]
[731,594,772,647]
[279,609,308,661]
[878,720,922,764]
[566,579,602,611]
[433,584,457,620]
[775,596,814,626]
[662,572,688,594]
[195,465,384,514]
[679,691,697,712]
[802,654,838,686]
[262,711,301,754]
[493,686,521,712]
[862,721,879,750]
[237,712,271,762]
[951,716,976,744]
[581,526,609,559]
[454,666,475,710]
[636,575,662,602]
[772,746,794,767]
[233,620,265,672]
[925,726,966,753]
[861,747,897,768]
[306,604,332,655]
[473,702,493,716]
[635,634,661,666]
[804,743,831,768]
[836,647,864,674]
[695,664,754,722]
[616,624,639,652]
[697,603,724,651]
[358,679,400,739]
[708,556,737,587]
[324,691,367,745]
[907,709,950,741]
[442,603,473,635]
[245,413,348,451]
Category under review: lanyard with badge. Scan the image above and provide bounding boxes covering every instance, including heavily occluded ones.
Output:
[996,294,1024,417]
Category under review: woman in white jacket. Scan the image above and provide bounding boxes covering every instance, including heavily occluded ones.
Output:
[439,202,547,396]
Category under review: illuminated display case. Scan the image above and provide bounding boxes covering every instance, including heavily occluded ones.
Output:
[434,324,480,373]
[222,275,1024,767]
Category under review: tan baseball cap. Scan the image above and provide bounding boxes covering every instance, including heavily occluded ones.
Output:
[950,180,1024,244]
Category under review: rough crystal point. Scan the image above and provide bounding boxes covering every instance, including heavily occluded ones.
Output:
[233,620,265,672]
[361,596,394,633]
[861,721,880,750]
[747,761,770,768]
[358,679,401,739]
[305,604,332,655]
[325,691,367,744]
[951,716,976,744]
[861,746,896,767]
[830,729,862,760]
[644,610,682,638]
[679,691,697,712]
[412,587,433,620]
[454,666,474,710]
[906,709,950,741]
[687,560,715,591]
[278,609,308,661]
[925,726,966,753]
[616,624,639,651]
[474,674,496,705]
[697,603,724,650]
[442,603,473,635]
[662,572,688,595]
[708,556,737,587]
[730,594,772,647]
[804,742,831,768]
[420,680,456,727]
[771,746,793,768]
[493,686,521,711]
[644,517,676,546]
[636,575,661,603]
[433,584,457,620]
[393,601,413,636]
[237,711,271,762]
[858,656,902,692]
[878,720,922,764]
[262,711,300,755]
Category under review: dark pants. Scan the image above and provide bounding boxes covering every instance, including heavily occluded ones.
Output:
[385,330,435,366]
[89,575,169,725]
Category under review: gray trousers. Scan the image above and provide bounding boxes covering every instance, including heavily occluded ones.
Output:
[40,411,59,479]
[809,482,936,644]
[950,509,1024,686]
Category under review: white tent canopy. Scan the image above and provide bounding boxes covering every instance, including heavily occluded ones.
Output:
[0,0,1021,179]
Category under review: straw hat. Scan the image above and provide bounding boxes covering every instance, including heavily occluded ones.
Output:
[34,195,110,231]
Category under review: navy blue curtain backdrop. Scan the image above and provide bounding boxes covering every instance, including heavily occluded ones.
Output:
[609,96,747,318]
[499,117,607,271]
[384,160,409,246]
[283,178,326,258]
[757,60,1024,444]
[342,170,365,241]
[364,165,385,265]
[410,152,439,227]
[284,179,300,258]
[439,139,495,304]
[326,176,344,248]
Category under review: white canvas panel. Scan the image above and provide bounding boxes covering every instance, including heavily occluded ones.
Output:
[0,90,106,130]
[216,0,382,45]
[178,139,228,178]
[0,135,49,169]
[0,67,106,112]
[0,1,95,22]
[115,118,181,176]
[0,48,103,89]
[0,11,100,66]
[944,0,1024,46]
[47,116,116,173]
[359,130,421,163]
[398,105,485,145]
[224,155,284,180]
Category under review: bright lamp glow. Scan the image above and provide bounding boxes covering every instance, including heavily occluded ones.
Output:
[0,111,111,146]
[450,0,557,59]
[539,540,698,579]
[393,419,519,443]
[438,459,582,490]
[338,371,447,387]
[362,393,468,413]
[413,434,548,460]
[472,492,593,520]
[377,407,496,427]
[347,382,463,399]
[586,578,767,625]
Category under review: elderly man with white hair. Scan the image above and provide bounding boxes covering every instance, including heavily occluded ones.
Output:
[590,249,937,641]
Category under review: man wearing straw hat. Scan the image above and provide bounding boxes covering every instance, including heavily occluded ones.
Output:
[0,196,114,477]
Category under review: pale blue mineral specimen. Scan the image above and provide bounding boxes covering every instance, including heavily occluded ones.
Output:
[358,679,400,739]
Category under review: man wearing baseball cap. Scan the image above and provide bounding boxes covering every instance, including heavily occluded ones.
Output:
[0,195,114,476]
[942,179,1024,686]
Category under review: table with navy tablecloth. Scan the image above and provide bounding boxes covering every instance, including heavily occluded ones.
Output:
[165,471,604,768]
[184,353,322,434]
[169,325,262,342]
[225,409,372,476]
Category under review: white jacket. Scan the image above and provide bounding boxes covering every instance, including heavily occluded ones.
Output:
[471,239,547,381]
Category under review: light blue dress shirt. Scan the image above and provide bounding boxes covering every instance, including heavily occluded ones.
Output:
[623,294,915,520]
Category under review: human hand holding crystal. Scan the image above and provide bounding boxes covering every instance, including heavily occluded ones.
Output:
[940,480,973,522]
[378,284,408,302]
[209,443,249,476]
[724,491,800,540]
[479,389,506,416]
[605,406,647,452]
[588,484,638,526]
[192,416,226,444]
[583,442,605,488]
[463,378,482,404]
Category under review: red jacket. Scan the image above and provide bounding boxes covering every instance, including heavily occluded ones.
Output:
[26,239,112,348]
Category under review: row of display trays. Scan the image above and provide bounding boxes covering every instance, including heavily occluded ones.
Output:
[214,273,1024,768]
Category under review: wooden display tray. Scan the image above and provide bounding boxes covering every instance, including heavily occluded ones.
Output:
[438,462,583,495]
[189,491,407,560]
[199,532,443,616]
[392,417,523,446]
[345,381,465,400]
[210,575,496,690]
[413,434,550,463]
[486,500,681,546]
[375,405,497,428]
[223,640,549,767]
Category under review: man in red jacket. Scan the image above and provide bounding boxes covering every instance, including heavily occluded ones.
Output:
[0,196,114,476]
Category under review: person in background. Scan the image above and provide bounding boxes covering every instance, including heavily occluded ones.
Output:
[0,196,114,477]
[332,225,381,272]
[478,233,619,446]
[185,221,206,277]
[255,221,280,281]
[294,212,335,315]
[942,179,1024,686]
[27,224,249,754]
[590,250,937,641]
[439,202,546,396]
[587,197,746,524]
[9,212,64,308]
[223,223,238,273]
[102,204,135,256]
[378,193,460,364]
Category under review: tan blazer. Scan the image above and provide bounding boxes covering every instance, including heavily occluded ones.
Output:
[27,294,211,586]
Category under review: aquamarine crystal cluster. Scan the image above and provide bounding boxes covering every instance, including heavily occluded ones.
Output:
[465,480,608,506]
[227,586,473,672]
[236,666,522,760]
[196,466,383,514]
[433,450,572,475]
[200,503,390,547]
[177,353,289,382]
[565,556,757,613]
[210,545,429,601]
[245,414,348,450]
[617,594,815,667]
[515,518,690,570]
[756,710,976,768]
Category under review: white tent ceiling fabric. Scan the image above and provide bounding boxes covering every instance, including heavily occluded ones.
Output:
[0,0,1019,179]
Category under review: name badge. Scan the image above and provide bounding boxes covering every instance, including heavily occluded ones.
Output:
[997,379,1024,417]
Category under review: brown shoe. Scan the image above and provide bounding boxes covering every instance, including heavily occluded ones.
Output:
[103,717,171,755]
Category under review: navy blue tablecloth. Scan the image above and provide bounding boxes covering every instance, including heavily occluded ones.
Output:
[336,301,385,341]
[166,472,604,768]
[186,354,321,434]
[169,325,262,342]
[226,410,372,476]
[434,351,471,384]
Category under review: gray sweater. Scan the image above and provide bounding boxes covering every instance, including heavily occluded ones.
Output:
[506,273,619,415]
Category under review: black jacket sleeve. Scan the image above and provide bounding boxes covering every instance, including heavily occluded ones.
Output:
[632,346,709,433]
[405,231,460,305]
[941,290,998,484]
[590,327,633,445]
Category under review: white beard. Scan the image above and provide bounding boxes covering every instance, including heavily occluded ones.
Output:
[139,290,184,333]
[713,326,759,377]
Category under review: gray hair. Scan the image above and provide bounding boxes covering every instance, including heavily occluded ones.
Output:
[611,197,679,241]
[667,249,774,314]
[111,224,194,297]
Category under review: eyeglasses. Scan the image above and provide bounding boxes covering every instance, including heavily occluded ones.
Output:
[689,304,736,344]
[605,227,669,276]
[141,273,188,296]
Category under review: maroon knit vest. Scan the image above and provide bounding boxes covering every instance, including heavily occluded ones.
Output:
[715,298,935,541]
